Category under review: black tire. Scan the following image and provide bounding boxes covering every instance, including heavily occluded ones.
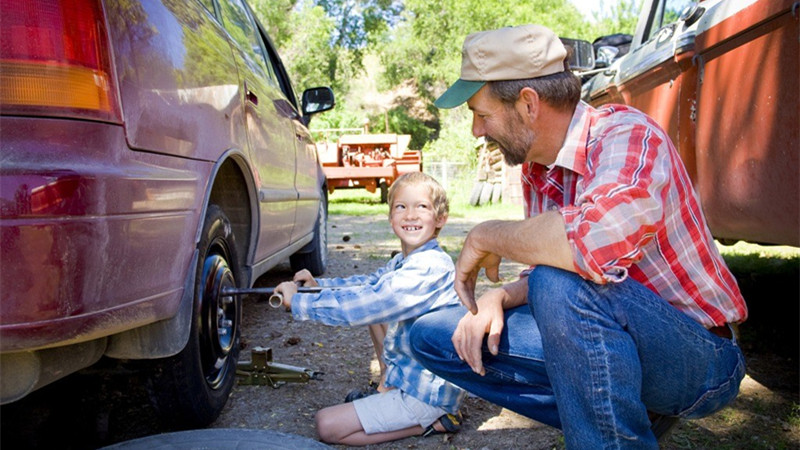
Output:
[478,181,493,206]
[146,205,241,430]
[290,192,328,276]
[379,180,388,204]
[469,182,484,206]
[99,428,332,449]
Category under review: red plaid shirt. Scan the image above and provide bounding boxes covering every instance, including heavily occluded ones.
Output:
[522,102,747,327]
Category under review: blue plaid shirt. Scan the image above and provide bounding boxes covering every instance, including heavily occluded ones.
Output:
[291,238,466,413]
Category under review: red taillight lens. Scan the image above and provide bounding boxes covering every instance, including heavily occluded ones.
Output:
[0,0,121,122]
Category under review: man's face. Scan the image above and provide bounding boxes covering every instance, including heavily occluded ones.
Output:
[467,85,536,166]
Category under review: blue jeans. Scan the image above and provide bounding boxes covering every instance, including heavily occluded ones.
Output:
[410,266,745,449]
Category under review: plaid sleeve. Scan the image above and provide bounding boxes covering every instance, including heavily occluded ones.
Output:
[293,248,454,326]
[562,117,671,284]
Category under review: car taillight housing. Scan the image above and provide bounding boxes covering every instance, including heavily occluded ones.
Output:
[0,0,121,123]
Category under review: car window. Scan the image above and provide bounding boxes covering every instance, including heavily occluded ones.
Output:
[258,27,300,110]
[646,0,694,41]
[197,0,216,16]
[218,0,278,86]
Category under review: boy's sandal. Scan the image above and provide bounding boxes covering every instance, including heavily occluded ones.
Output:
[343,385,379,403]
[422,412,462,437]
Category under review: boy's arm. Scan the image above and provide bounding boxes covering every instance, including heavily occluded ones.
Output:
[292,251,458,327]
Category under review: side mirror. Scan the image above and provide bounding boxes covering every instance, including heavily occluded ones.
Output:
[559,37,595,71]
[595,46,620,68]
[302,87,335,116]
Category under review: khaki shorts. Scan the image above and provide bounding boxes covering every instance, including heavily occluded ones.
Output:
[352,389,446,434]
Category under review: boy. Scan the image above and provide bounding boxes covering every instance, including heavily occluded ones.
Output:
[274,172,465,446]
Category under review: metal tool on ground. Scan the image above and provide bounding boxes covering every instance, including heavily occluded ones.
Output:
[236,346,323,388]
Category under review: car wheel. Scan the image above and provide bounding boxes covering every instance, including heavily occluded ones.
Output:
[290,193,328,276]
[147,205,241,429]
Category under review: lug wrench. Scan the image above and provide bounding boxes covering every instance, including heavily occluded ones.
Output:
[221,285,354,308]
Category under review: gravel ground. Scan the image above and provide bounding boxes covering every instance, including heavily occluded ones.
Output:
[210,212,800,450]
[2,212,797,449]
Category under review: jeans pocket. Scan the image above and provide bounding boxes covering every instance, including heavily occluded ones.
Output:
[680,348,746,419]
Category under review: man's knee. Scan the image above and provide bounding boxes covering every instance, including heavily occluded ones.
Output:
[528,266,581,309]
[409,308,460,362]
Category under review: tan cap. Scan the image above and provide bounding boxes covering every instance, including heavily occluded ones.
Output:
[435,24,567,109]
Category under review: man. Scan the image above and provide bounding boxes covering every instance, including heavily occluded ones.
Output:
[409,24,747,448]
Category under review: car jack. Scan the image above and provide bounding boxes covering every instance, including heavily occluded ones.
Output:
[236,346,323,388]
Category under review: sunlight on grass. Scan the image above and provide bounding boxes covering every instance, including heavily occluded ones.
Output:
[328,186,523,220]
[717,241,800,260]
[717,241,800,276]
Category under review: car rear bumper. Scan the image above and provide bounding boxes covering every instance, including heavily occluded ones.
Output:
[0,117,207,352]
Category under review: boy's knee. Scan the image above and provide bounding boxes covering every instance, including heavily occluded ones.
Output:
[314,409,340,443]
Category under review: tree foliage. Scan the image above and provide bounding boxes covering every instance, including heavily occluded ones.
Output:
[248,0,640,158]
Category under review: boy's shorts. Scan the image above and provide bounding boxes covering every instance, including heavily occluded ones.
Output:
[352,389,447,434]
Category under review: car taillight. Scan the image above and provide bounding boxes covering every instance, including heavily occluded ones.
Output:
[0,0,121,123]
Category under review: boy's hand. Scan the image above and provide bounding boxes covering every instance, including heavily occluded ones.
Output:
[293,269,318,287]
[275,281,298,309]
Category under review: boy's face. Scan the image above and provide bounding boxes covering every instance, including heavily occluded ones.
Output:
[389,184,447,256]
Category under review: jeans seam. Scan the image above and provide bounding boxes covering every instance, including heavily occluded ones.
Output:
[484,352,550,389]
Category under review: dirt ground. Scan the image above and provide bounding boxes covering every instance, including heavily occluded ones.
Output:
[211,213,800,450]
[1,212,796,449]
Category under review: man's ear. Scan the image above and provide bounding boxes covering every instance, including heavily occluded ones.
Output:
[517,87,540,123]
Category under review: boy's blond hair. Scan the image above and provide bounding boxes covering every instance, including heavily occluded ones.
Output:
[387,172,449,221]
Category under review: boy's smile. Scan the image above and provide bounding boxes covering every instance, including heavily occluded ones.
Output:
[390,184,447,256]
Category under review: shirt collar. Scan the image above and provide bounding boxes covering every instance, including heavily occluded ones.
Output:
[525,101,591,177]
[397,238,439,263]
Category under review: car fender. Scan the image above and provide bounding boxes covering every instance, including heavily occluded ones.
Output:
[105,149,256,359]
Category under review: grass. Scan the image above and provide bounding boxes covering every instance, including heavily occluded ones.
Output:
[327,181,521,220]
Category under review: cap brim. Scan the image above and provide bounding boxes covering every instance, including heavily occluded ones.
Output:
[434,79,486,109]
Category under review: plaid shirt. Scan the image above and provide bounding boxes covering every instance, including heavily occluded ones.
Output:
[522,102,747,327]
[292,238,466,413]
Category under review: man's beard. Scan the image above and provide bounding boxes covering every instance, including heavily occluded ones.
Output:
[486,109,535,166]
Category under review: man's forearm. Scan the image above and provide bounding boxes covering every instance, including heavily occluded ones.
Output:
[474,211,574,272]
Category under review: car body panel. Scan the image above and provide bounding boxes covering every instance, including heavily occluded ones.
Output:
[0,0,331,404]
[0,118,202,351]
[583,0,798,246]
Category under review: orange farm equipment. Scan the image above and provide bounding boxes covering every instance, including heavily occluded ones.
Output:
[316,133,422,203]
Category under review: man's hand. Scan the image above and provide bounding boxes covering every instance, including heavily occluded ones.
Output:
[451,288,506,375]
[455,221,503,314]
[293,269,318,287]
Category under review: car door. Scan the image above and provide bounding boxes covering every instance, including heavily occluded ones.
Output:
[254,26,321,246]
[586,0,698,173]
[218,0,298,261]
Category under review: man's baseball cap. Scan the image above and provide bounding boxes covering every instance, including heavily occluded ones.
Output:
[434,24,567,109]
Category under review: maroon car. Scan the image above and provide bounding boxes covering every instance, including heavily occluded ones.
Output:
[0,0,333,428]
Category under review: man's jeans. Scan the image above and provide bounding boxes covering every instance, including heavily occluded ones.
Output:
[410,266,745,449]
